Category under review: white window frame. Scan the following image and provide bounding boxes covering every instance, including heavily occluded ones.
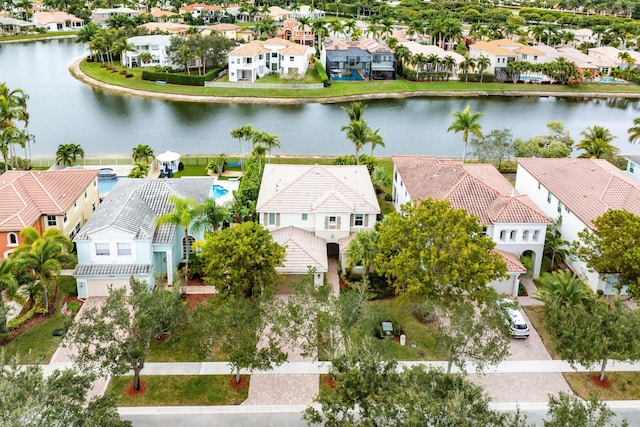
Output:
[268,213,276,226]
[522,230,530,242]
[117,242,132,256]
[7,233,18,247]
[532,230,540,242]
[354,213,364,227]
[301,213,308,222]
[95,243,110,256]
[47,215,57,226]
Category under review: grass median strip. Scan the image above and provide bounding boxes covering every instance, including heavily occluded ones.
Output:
[564,372,640,400]
[107,375,249,406]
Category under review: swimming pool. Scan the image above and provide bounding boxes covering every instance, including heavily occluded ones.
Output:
[98,177,119,194]
[331,69,364,81]
[211,184,229,200]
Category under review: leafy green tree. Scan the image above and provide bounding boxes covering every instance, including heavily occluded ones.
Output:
[346,229,379,284]
[544,392,628,427]
[132,144,154,163]
[155,195,204,277]
[0,259,18,334]
[578,126,619,159]
[195,198,229,232]
[0,352,132,427]
[375,199,507,302]
[368,127,385,156]
[370,166,391,194]
[303,348,526,427]
[573,210,640,297]
[435,297,511,374]
[447,105,483,163]
[514,121,573,158]
[67,278,185,391]
[469,127,515,170]
[627,117,640,145]
[201,221,285,299]
[55,143,84,167]
[128,162,149,178]
[0,83,29,172]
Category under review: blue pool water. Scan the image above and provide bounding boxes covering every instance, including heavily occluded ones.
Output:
[211,184,229,200]
[331,69,364,81]
[601,77,613,83]
[98,177,119,194]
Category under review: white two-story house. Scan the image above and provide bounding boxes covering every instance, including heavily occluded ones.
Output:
[121,35,175,68]
[392,156,550,296]
[256,164,380,285]
[516,157,640,294]
[228,38,313,82]
[74,178,214,298]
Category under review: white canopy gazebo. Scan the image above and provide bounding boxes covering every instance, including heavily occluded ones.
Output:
[157,150,180,175]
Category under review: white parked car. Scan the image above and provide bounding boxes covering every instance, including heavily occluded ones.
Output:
[498,299,530,339]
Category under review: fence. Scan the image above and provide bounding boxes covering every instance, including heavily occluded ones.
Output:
[205,81,324,90]
[30,156,134,168]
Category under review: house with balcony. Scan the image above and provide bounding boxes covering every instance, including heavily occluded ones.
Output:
[256,164,380,284]
[121,35,175,68]
[322,38,396,81]
[227,38,313,82]
[392,156,550,296]
[277,18,314,47]
[398,41,464,78]
[73,178,214,298]
[469,39,545,81]
[179,3,225,23]
[515,157,640,294]
[32,11,84,32]
[0,169,99,259]
[91,7,140,27]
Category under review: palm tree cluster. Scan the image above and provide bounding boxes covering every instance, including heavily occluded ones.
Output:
[0,83,33,172]
[340,102,385,165]
[577,126,619,160]
[55,143,85,167]
[230,125,281,166]
[506,57,582,85]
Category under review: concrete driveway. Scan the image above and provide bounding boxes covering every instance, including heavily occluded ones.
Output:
[506,308,552,362]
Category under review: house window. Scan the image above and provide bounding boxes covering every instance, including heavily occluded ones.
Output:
[268,213,276,226]
[537,182,541,190]
[394,171,398,181]
[93,202,96,211]
[565,205,571,214]
[117,242,132,256]
[301,213,308,222]
[354,214,364,227]
[289,56,294,61]
[522,54,527,60]
[272,52,277,58]
[47,215,57,226]
[7,233,18,246]
[329,216,337,226]
[631,163,635,173]
[534,55,538,60]
[547,191,551,203]
[259,54,263,59]
[557,202,563,214]
[522,230,530,242]
[510,230,517,241]
[246,57,252,64]
[74,201,77,211]
[499,230,506,241]
[84,190,88,200]
[75,223,81,234]
[95,243,110,256]
[532,230,540,242]
[63,213,68,224]
[93,179,97,187]
[481,226,487,236]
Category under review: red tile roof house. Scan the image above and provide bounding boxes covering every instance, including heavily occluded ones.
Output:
[515,158,640,294]
[0,169,100,259]
[392,156,550,297]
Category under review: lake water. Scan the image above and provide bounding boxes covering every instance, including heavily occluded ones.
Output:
[2,38,640,158]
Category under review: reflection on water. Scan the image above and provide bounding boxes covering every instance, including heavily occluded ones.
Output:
[2,38,640,157]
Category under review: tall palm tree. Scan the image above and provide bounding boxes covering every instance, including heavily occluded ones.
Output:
[341,101,367,122]
[341,120,371,165]
[132,144,155,163]
[577,125,618,159]
[442,55,456,80]
[536,270,588,307]
[297,16,311,47]
[0,258,18,334]
[55,143,84,167]
[461,56,476,82]
[0,83,29,171]
[544,229,570,270]
[346,229,379,284]
[230,124,256,171]
[311,19,328,57]
[253,131,280,162]
[476,55,491,83]
[628,117,640,145]
[155,195,204,278]
[368,128,384,156]
[393,44,411,77]
[447,105,483,163]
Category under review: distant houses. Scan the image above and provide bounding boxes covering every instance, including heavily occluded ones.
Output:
[322,38,396,81]
[32,11,83,32]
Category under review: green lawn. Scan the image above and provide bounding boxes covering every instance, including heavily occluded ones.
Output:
[0,32,77,42]
[79,60,640,100]
[564,371,640,400]
[349,297,443,361]
[107,375,249,406]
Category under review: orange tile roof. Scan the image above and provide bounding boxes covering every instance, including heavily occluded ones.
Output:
[393,156,550,225]
[180,3,222,11]
[0,169,98,231]
[517,158,640,229]
[495,248,527,272]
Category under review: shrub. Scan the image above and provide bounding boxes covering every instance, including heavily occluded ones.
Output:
[384,194,392,202]
[141,67,224,86]
[315,60,330,87]
[67,301,81,315]
[7,308,36,330]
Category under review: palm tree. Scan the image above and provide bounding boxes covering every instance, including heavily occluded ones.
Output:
[370,166,390,194]
[413,53,427,81]
[311,19,328,57]
[393,44,411,77]
[341,101,367,122]
[230,124,256,171]
[155,195,204,278]
[55,143,84,167]
[252,131,280,162]
[346,229,379,284]
[132,144,155,163]
[128,162,150,178]
[461,56,476,82]
[341,120,371,165]
[447,105,483,163]
[476,55,491,83]
[13,227,74,314]
[297,16,311,47]
[0,258,18,334]
[577,126,618,159]
[544,230,570,270]
[368,128,384,156]
[0,83,29,171]
[628,117,640,145]
[194,198,229,232]
[536,270,588,307]
[441,55,456,81]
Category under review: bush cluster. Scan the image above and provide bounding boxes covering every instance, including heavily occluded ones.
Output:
[141,67,224,86]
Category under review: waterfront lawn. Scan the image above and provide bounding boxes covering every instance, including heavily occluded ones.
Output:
[564,372,640,400]
[108,375,249,406]
[80,60,640,99]
[0,31,78,42]
[523,306,561,359]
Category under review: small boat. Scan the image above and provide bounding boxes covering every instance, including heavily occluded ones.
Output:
[98,168,116,178]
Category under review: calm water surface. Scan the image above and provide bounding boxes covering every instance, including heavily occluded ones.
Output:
[2,38,640,157]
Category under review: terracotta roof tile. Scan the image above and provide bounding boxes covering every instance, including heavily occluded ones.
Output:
[517,158,640,229]
[495,249,527,272]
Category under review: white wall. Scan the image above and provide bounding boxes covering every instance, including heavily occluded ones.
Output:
[626,160,640,182]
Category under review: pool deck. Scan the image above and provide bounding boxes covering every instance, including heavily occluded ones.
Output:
[212,176,239,205]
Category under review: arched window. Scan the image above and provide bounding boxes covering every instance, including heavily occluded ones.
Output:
[7,233,18,246]
[182,235,196,260]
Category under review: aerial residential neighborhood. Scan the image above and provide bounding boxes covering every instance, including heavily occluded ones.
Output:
[5,0,640,424]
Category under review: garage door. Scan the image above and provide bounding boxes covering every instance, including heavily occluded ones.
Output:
[87,278,130,297]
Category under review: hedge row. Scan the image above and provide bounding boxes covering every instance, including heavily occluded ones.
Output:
[141,66,225,86]
[7,305,47,331]
[315,60,330,87]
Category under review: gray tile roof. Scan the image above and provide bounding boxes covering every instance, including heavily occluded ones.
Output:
[74,263,152,276]
[257,164,379,214]
[75,178,215,244]
[625,154,640,165]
